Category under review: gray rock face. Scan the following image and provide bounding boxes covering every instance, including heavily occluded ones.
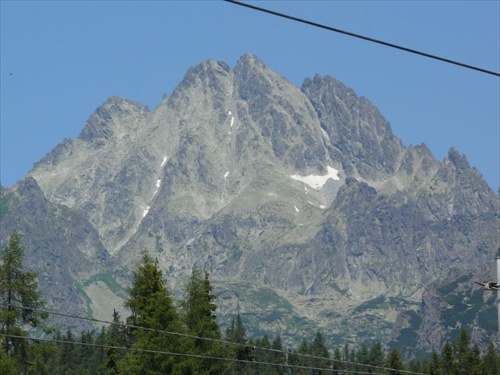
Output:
[1,53,498,352]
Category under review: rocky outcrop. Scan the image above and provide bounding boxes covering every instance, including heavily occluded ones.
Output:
[1,54,497,353]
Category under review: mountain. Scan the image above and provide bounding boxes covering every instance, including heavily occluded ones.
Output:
[1,53,498,353]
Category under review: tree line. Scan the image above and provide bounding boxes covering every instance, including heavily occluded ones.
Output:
[1,232,499,374]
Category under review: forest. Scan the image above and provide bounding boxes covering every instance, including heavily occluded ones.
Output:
[1,232,499,374]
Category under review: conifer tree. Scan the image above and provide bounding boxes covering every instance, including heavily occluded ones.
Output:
[100,309,126,374]
[271,334,286,374]
[469,344,483,375]
[254,334,272,375]
[368,341,384,368]
[455,325,471,373]
[122,251,181,374]
[385,349,404,375]
[429,350,442,375]
[441,340,456,375]
[181,268,220,344]
[226,313,251,374]
[296,337,310,370]
[482,342,500,375]
[0,231,47,372]
[179,267,223,374]
[355,343,369,372]
[310,330,329,373]
[333,346,342,374]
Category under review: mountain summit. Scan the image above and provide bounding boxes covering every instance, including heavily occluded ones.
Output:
[1,54,498,352]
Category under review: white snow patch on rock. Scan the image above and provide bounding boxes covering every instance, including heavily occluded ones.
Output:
[142,206,150,217]
[291,166,340,190]
[295,205,299,212]
[224,172,229,179]
[307,201,326,210]
[156,179,161,188]
[161,156,168,167]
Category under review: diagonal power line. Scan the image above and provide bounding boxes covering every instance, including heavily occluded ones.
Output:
[5,302,428,375]
[224,0,500,77]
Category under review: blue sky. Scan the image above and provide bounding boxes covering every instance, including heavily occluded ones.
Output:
[1,1,499,190]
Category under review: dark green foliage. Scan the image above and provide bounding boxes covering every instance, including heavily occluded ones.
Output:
[310,330,329,373]
[224,313,254,374]
[2,239,499,375]
[179,267,224,374]
[122,251,181,374]
[385,348,404,374]
[0,231,47,373]
[429,350,442,375]
[271,335,286,374]
[353,295,386,313]
[333,346,342,374]
[100,309,126,374]
[368,341,384,368]
[483,342,500,375]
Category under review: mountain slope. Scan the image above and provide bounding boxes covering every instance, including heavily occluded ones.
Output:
[1,53,498,351]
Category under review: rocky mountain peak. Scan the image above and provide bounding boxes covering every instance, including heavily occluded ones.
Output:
[16,176,47,203]
[78,96,149,147]
[447,147,470,170]
[173,59,231,93]
[301,73,404,181]
[3,53,498,354]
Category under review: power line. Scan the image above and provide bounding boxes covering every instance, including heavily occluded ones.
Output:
[224,0,500,78]
[0,333,388,375]
[5,303,427,375]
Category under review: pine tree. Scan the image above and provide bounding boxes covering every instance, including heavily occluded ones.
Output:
[455,325,471,373]
[181,268,220,344]
[482,342,500,375]
[429,350,442,375]
[442,340,456,375]
[100,309,126,374]
[271,335,286,374]
[468,344,483,375]
[310,331,329,374]
[0,231,47,373]
[59,329,76,375]
[356,343,369,372]
[385,349,404,375]
[226,313,251,374]
[297,337,310,371]
[333,347,342,374]
[180,267,223,374]
[342,343,351,373]
[368,341,384,369]
[254,335,272,375]
[122,251,181,374]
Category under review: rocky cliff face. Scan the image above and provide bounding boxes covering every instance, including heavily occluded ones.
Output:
[1,53,498,352]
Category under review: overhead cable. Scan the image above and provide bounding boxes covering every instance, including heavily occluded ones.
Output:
[224,0,500,78]
[1,333,390,375]
[5,303,427,375]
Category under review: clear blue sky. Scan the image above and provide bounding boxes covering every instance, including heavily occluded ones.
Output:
[1,1,499,190]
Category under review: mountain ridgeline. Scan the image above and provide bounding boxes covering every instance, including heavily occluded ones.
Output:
[1,53,498,353]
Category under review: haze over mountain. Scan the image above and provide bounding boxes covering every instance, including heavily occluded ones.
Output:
[1,54,498,353]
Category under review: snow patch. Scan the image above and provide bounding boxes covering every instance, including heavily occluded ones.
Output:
[142,206,150,217]
[156,179,161,188]
[307,201,326,210]
[291,166,340,190]
[294,205,299,212]
[224,172,229,179]
[161,156,168,167]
